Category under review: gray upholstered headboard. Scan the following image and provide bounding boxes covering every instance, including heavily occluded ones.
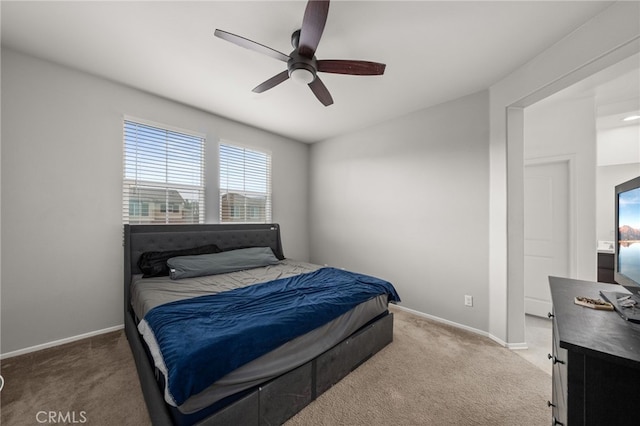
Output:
[123,223,284,313]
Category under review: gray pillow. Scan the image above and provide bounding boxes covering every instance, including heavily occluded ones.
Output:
[167,247,280,280]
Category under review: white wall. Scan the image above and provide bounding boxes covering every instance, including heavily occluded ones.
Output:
[598,125,640,167]
[524,96,597,280]
[523,97,639,278]
[0,48,310,355]
[309,91,490,332]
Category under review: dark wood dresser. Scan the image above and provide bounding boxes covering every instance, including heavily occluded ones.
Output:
[548,276,640,426]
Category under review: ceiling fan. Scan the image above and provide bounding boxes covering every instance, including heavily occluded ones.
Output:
[214,0,386,107]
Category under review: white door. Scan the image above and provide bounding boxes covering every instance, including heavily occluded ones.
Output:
[524,161,571,317]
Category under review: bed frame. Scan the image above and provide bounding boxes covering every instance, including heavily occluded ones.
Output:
[124,223,393,426]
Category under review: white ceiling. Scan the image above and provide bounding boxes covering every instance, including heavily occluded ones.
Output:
[532,53,640,128]
[1,1,617,143]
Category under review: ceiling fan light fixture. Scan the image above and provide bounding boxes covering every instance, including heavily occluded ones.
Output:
[290,67,315,85]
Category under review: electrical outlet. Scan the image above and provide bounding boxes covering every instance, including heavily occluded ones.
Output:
[464,295,473,307]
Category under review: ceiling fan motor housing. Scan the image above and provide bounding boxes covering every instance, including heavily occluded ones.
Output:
[288,51,317,83]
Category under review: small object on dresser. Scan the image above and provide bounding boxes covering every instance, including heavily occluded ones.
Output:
[617,295,637,308]
[574,296,614,310]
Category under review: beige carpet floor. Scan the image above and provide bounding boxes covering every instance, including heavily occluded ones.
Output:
[1,306,551,425]
[0,330,150,425]
[287,307,551,425]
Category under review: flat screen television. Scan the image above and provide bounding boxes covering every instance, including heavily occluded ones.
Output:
[614,176,640,288]
[601,176,640,323]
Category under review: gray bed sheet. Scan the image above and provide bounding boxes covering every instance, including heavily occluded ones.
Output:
[131,260,390,414]
[130,259,322,321]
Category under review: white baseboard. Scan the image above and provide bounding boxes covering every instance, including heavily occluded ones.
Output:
[0,324,124,360]
[392,305,492,340]
[505,341,529,350]
[391,305,527,350]
[487,330,528,350]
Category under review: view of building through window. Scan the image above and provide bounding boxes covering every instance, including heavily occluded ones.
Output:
[123,120,205,224]
[219,143,272,223]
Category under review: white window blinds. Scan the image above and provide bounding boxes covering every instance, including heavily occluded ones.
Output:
[219,143,272,223]
[123,119,205,224]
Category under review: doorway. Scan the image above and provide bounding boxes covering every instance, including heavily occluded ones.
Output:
[514,51,639,360]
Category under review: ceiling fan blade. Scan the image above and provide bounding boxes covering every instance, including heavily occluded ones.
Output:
[317,60,386,76]
[298,0,330,58]
[252,70,290,93]
[308,76,334,106]
[215,29,290,63]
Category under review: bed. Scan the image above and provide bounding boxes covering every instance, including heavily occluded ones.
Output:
[124,223,399,425]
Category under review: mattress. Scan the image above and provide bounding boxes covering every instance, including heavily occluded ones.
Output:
[131,259,391,414]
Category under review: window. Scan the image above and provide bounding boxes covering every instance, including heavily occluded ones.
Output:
[129,200,149,217]
[219,143,272,223]
[123,119,205,224]
[160,203,181,214]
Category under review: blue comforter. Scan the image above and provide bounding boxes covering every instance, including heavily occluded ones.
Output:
[140,267,400,406]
